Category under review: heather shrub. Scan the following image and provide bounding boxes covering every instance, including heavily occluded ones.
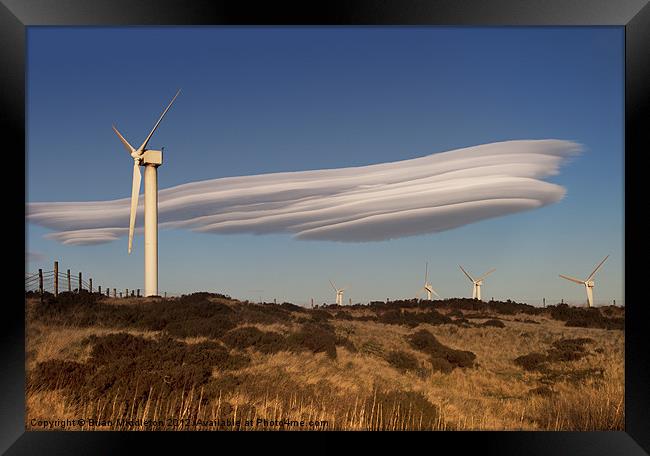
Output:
[386,350,420,372]
[514,352,548,371]
[379,309,451,327]
[481,319,505,328]
[286,323,337,359]
[548,304,623,330]
[28,332,250,411]
[335,336,357,353]
[429,357,454,374]
[221,326,287,354]
[363,390,440,430]
[407,329,475,370]
[546,338,594,362]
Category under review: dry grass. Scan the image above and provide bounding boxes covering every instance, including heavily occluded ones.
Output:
[25,296,624,431]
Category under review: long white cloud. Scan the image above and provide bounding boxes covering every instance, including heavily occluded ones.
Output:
[27,140,582,245]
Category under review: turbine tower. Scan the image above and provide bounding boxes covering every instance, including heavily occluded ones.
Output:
[329,280,345,306]
[459,265,495,301]
[112,89,180,297]
[418,262,439,300]
[559,255,609,307]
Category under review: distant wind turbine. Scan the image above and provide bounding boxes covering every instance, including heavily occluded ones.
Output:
[329,280,346,306]
[417,262,439,300]
[559,255,609,307]
[459,265,495,301]
[112,89,181,297]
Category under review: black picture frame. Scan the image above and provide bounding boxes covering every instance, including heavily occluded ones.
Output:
[5,0,649,453]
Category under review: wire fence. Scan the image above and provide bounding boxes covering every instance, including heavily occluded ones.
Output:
[25,263,622,306]
[25,261,170,299]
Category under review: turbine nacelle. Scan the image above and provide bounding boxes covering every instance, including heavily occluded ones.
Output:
[130,150,162,166]
[141,150,163,166]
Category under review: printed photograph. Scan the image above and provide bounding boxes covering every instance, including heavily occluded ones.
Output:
[25,27,624,431]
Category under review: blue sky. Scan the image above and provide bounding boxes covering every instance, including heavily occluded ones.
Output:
[26,27,624,306]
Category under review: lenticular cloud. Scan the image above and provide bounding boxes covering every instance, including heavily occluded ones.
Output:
[27,140,582,246]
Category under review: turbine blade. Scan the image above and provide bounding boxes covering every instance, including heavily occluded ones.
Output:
[477,268,496,281]
[138,89,181,152]
[431,288,440,298]
[128,162,142,254]
[424,262,428,285]
[459,265,474,282]
[112,125,135,154]
[586,255,609,281]
[559,274,584,285]
[329,280,337,292]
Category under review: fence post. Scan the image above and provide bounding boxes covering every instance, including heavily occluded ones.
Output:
[89,278,93,294]
[119,292,122,298]
[311,298,314,308]
[137,289,140,298]
[67,269,71,292]
[79,272,83,293]
[38,269,43,295]
[164,292,167,298]
[131,290,134,297]
[125,289,128,298]
[98,285,101,295]
[54,261,59,297]
[113,288,116,298]
[349,298,352,305]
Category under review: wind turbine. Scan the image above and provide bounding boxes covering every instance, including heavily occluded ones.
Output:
[329,280,345,306]
[559,255,609,307]
[417,262,439,300]
[112,89,180,297]
[459,265,495,301]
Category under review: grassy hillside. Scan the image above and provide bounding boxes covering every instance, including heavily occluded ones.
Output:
[25,292,624,431]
